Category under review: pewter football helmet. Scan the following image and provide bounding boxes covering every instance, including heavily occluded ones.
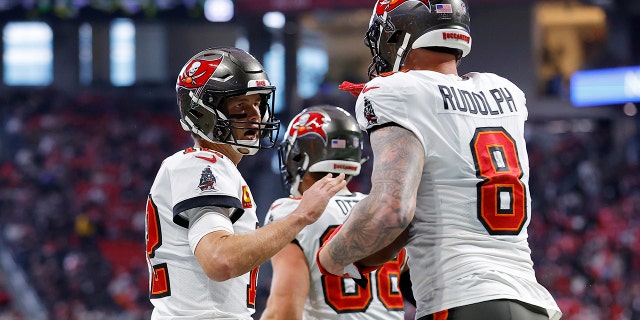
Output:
[176,47,280,155]
[365,0,472,78]
[279,106,364,197]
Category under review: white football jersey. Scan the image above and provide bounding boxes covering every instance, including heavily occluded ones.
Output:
[145,147,259,319]
[355,70,561,320]
[265,190,407,320]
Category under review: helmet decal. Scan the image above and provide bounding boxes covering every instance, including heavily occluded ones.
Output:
[375,0,431,15]
[248,79,270,88]
[178,57,222,88]
[435,3,452,13]
[289,111,328,142]
[442,31,471,44]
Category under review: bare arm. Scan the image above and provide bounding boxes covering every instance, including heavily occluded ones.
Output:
[260,243,309,320]
[318,125,424,274]
[195,173,346,281]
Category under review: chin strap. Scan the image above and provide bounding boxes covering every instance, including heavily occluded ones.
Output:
[394,33,411,72]
[289,153,309,198]
[231,139,260,156]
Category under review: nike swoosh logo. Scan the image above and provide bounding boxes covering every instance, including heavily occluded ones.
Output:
[362,85,380,93]
[195,155,217,164]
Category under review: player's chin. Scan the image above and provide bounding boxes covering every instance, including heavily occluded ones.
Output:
[357,228,409,266]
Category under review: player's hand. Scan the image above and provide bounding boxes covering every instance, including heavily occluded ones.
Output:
[294,173,346,225]
[316,225,380,288]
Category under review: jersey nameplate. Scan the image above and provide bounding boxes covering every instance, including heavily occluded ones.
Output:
[437,85,518,117]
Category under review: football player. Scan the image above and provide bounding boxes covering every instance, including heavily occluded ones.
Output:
[145,47,346,319]
[317,1,563,320]
[261,105,408,320]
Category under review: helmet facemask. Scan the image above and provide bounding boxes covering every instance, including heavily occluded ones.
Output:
[217,91,279,155]
[365,13,394,79]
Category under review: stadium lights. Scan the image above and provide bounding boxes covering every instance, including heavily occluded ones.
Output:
[204,0,234,22]
[570,65,640,107]
[263,11,285,29]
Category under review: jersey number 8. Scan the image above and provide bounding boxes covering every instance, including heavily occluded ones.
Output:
[470,127,527,235]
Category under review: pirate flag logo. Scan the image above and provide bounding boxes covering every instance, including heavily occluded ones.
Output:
[375,0,432,16]
[178,57,223,89]
[289,111,329,142]
[198,166,217,191]
[363,98,378,126]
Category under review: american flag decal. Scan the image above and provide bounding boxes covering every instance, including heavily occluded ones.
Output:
[436,3,452,13]
[331,139,346,149]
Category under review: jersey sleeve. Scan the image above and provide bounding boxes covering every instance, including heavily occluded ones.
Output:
[264,197,300,226]
[168,150,245,228]
[355,74,428,148]
[187,206,235,253]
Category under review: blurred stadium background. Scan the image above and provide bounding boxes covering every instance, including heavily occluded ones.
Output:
[0,0,639,319]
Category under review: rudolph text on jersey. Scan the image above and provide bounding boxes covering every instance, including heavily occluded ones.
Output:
[438,85,517,116]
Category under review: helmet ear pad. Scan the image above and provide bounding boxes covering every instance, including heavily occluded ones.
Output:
[187,102,216,134]
[181,90,235,143]
[199,91,235,143]
[279,139,310,198]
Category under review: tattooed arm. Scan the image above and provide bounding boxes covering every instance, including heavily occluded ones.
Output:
[317,124,424,274]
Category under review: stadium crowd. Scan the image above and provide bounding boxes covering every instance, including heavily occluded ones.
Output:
[0,88,639,319]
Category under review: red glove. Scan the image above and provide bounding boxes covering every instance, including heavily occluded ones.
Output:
[338,81,365,97]
[316,225,382,288]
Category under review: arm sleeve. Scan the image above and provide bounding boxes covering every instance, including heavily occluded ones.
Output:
[187,206,234,254]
